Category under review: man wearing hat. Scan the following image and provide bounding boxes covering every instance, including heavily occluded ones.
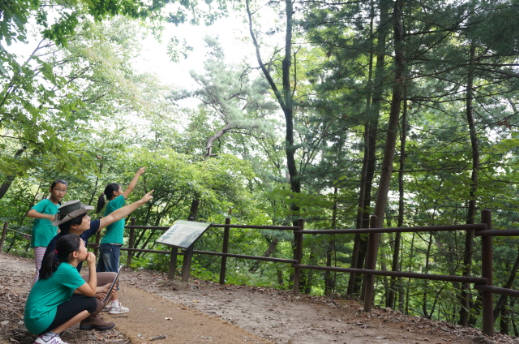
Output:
[41,191,153,331]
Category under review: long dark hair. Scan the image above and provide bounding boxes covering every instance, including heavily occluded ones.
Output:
[39,234,81,280]
[96,183,120,213]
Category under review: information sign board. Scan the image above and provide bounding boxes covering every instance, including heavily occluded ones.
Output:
[156,220,211,249]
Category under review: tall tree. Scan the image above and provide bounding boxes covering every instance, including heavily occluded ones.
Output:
[246,0,300,217]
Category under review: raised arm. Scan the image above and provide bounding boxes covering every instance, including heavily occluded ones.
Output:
[122,167,146,198]
[27,209,55,221]
[98,191,153,231]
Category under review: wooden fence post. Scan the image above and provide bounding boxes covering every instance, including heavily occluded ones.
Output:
[293,219,304,292]
[363,215,378,312]
[481,209,494,336]
[219,217,231,285]
[168,247,178,280]
[181,246,194,282]
[0,222,8,253]
[127,218,136,267]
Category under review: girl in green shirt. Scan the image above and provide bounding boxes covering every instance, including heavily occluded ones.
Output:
[95,168,145,314]
[27,179,68,283]
[24,234,98,344]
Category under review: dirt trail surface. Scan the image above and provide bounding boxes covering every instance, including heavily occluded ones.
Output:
[1,252,518,344]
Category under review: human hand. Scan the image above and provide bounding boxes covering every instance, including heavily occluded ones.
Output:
[86,252,96,265]
[137,167,146,175]
[96,282,111,295]
[140,190,154,203]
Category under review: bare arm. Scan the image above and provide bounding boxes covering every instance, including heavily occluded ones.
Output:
[123,167,146,198]
[98,191,153,231]
[74,253,97,297]
[27,209,55,221]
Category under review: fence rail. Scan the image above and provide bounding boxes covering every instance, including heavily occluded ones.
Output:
[1,209,517,336]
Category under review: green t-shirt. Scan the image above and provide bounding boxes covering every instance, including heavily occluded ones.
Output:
[101,195,125,244]
[31,199,59,248]
[24,262,85,334]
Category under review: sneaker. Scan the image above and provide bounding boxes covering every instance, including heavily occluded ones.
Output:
[34,332,67,344]
[108,303,130,315]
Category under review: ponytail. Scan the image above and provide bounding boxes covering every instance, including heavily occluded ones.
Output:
[96,194,106,213]
[96,183,120,213]
[39,234,81,280]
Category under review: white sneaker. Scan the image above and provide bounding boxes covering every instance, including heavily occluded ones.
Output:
[108,303,130,315]
[34,332,67,344]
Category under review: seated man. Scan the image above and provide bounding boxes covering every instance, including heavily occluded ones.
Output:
[42,191,153,330]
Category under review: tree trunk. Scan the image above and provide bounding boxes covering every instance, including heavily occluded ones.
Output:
[249,237,279,273]
[187,195,200,221]
[348,0,390,296]
[305,247,317,294]
[88,159,104,206]
[0,147,26,200]
[373,0,405,228]
[500,297,510,334]
[388,83,407,309]
[325,186,338,296]
[422,233,433,318]
[247,0,303,290]
[405,232,415,315]
[459,42,478,327]
[366,0,404,309]
[494,247,519,321]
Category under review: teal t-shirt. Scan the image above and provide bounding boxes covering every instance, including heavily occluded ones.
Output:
[24,262,85,334]
[31,199,59,248]
[101,195,125,244]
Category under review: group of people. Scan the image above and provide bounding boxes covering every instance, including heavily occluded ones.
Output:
[24,168,150,344]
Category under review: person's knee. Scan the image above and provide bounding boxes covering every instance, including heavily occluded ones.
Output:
[86,297,97,313]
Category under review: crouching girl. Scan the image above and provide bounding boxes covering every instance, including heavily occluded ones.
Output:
[24,234,98,344]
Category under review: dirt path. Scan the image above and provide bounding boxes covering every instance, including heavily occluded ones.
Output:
[1,252,517,344]
[113,285,265,343]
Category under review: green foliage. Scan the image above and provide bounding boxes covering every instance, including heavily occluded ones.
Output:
[2,0,519,337]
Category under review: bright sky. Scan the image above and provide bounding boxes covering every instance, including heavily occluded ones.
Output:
[132,6,276,91]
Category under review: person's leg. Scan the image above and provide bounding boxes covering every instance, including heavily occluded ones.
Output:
[97,244,109,272]
[113,244,120,271]
[96,271,116,286]
[45,295,97,332]
[83,271,116,286]
[33,247,46,284]
[79,297,116,331]
[51,310,90,334]
[35,295,97,343]
[98,244,119,273]
[34,310,90,344]
[80,272,125,313]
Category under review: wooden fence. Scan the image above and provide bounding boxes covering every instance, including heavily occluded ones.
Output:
[1,209,519,336]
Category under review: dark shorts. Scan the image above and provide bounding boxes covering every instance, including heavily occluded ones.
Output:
[44,295,96,333]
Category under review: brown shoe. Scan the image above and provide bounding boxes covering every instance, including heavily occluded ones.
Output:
[79,314,115,331]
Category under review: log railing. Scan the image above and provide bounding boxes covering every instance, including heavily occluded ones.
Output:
[2,209,518,336]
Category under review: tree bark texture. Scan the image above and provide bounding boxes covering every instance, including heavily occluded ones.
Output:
[348,0,391,296]
[388,83,408,309]
[459,42,478,327]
